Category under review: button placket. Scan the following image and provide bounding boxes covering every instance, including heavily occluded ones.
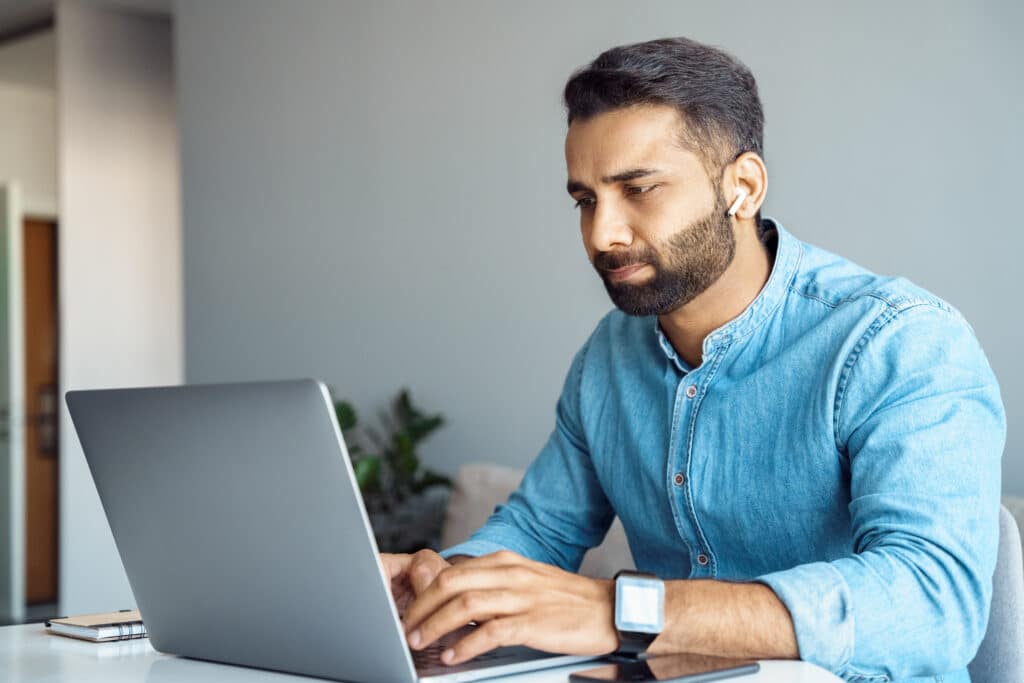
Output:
[678,342,730,580]
[667,376,704,572]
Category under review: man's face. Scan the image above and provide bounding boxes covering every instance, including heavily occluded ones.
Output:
[565,105,735,316]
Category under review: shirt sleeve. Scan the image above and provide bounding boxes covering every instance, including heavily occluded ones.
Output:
[440,338,616,570]
[757,302,1005,681]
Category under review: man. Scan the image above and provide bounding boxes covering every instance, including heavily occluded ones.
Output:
[384,37,1005,683]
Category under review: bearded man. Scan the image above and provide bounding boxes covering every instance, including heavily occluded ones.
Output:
[386,37,1005,683]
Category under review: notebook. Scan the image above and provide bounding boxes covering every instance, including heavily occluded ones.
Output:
[46,609,147,642]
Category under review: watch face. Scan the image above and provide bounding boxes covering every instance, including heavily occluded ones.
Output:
[615,575,664,634]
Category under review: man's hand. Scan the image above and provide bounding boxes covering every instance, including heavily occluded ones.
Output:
[381,550,452,615]
[400,550,618,666]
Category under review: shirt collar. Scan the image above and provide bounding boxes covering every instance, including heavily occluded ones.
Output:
[654,217,801,368]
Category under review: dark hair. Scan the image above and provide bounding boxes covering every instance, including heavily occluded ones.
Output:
[563,37,764,177]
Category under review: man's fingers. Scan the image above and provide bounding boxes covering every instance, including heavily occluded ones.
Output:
[406,589,527,651]
[442,616,530,666]
[409,560,443,595]
[408,550,451,595]
[380,550,451,594]
[403,563,532,631]
[393,588,414,617]
[381,553,414,580]
[391,580,412,603]
[447,549,528,571]
[380,551,447,613]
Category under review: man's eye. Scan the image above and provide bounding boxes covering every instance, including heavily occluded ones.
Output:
[626,184,658,196]
[574,197,596,210]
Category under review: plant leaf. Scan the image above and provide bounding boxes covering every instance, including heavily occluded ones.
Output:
[396,390,444,442]
[395,432,414,455]
[395,437,418,477]
[408,415,444,442]
[353,456,381,491]
[334,401,358,431]
[396,389,413,418]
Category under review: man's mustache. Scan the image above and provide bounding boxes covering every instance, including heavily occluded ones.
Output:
[593,248,657,272]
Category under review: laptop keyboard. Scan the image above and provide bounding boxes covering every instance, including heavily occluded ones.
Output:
[412,642,508,669]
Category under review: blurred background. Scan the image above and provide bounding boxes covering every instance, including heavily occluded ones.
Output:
[0,0,1019,623]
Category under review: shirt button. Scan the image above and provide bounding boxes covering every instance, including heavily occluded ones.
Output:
[673,472,685,486]
[685,385,698,399]
[697,553,709,566]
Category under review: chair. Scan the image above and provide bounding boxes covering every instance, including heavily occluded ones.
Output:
[968,505,1024,683]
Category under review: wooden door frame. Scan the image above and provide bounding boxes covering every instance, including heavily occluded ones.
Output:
[23,215,59,606]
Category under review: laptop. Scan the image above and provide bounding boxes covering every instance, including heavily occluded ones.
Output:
[66,379,597,683]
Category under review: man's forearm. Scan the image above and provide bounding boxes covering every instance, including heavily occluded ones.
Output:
[648,580,799,660]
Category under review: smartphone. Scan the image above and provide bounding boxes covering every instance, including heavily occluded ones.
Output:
[568,653,760,683]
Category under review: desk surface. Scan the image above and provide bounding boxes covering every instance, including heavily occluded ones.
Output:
[0,624,842,683]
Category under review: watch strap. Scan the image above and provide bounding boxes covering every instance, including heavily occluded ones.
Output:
[614,629,658,657]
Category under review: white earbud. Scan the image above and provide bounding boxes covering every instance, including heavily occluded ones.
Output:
[726,188,748,217]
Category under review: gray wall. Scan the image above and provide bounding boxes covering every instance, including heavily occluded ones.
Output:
[58,1,182,614]
[177,1,1024,493]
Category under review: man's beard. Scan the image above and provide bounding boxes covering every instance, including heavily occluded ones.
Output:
[593,193,736,317]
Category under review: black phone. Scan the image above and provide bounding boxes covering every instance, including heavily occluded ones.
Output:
[568,653,760,683]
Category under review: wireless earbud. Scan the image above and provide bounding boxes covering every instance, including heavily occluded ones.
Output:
[726,188,748,218]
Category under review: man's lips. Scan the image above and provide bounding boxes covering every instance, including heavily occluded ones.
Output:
[604,263,650,283]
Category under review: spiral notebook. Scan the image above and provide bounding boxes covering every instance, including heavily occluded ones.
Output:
[46,609,147,642]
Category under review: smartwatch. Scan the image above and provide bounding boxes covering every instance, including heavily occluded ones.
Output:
[612,570,664,658]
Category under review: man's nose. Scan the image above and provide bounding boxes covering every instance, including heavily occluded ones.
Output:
[588,201,633,253]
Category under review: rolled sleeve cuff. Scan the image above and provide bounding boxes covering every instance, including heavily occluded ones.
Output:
[439,539,510,560]
[756,561,854,672]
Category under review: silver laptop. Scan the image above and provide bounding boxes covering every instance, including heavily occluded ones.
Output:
[66,379,595,683]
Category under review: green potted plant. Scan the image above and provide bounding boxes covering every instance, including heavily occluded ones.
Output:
[332,389,453,553]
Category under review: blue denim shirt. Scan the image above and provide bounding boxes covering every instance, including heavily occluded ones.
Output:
[442,220,1005,683]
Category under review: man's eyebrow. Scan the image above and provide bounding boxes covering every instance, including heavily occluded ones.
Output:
[566,168,662,194]
[566,179,591,194]
[604,167,660,184]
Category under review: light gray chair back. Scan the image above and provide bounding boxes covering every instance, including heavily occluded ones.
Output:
[968,505,1024,683]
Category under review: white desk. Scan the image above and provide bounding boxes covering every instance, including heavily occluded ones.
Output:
[0,624,842,682]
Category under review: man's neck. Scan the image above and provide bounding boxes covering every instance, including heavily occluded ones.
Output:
[657,222,774,369]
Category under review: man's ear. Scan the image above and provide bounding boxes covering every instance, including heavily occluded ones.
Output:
[724,152,767,220]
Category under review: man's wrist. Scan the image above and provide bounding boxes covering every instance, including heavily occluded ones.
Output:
[648,579,690,656]
[646,579,798,660]
[596,578,619,654]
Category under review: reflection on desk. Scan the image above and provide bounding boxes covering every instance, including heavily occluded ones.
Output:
[1,624,843,683]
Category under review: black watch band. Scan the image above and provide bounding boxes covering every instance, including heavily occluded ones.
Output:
[614,629,658,658]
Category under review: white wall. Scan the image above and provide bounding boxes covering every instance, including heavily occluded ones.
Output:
[176,1,1023,492]
[0,31,57,218]
[0,85,56,218]
[57,1,181,614]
